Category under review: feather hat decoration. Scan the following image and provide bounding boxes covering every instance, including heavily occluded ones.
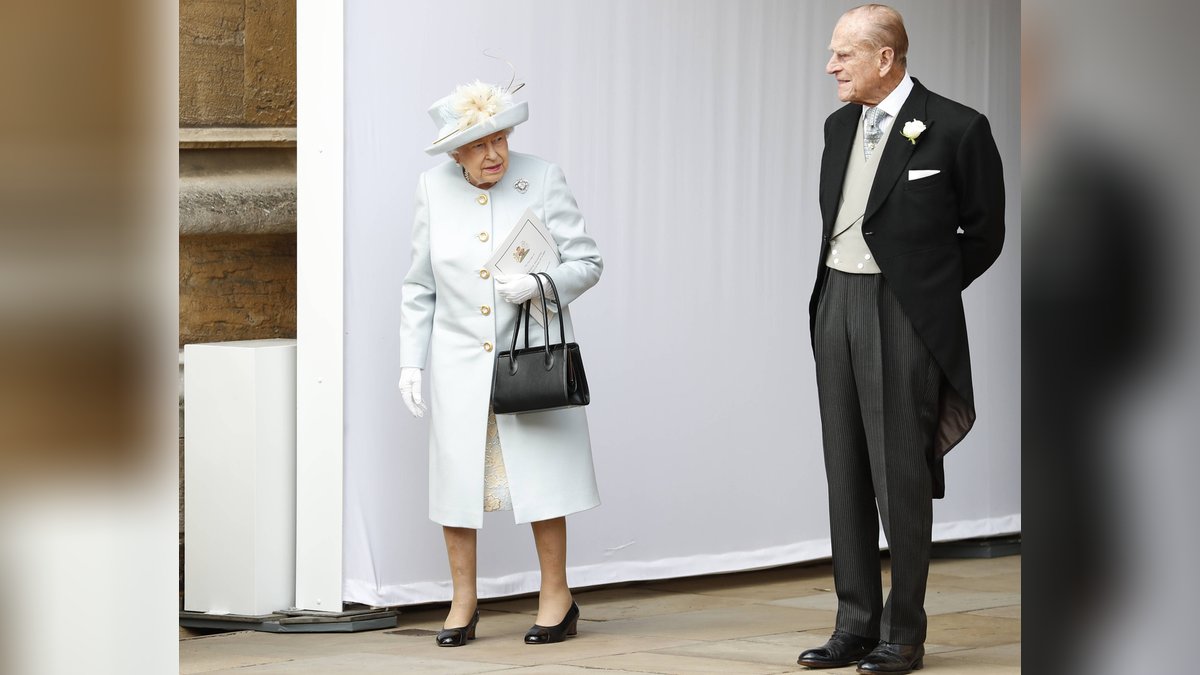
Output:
[424,61,528,155]
[450,81,514,133]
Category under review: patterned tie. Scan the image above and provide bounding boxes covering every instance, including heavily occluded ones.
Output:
[863,106,887,161]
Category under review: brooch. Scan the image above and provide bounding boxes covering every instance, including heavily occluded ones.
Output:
[513,178,529,194]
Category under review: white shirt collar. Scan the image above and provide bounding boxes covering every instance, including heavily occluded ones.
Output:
[864,72,913,121]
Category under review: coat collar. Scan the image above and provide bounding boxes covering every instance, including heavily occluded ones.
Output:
[864,78,930,223]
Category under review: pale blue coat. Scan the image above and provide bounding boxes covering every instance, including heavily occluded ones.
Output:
[399,152,603,529]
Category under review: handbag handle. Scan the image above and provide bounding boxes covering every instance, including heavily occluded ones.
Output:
[506,273,554,374]
[536,272,568,349]
[536,272,579,392]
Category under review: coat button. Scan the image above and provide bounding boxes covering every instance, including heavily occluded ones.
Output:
[863,231,874,236]
[478,232,489,242]
[480,305,491,316]
[483,342,494,352]
[476,194,488,205]
[479,269,490,279]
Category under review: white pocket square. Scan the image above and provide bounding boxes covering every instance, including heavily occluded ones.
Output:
[908,169,941,180]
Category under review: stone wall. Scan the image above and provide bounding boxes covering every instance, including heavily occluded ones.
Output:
[180,0,296,127]
[179,0,296,348]
[180,233,297,344]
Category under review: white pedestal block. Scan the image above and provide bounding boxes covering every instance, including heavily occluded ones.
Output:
[184,339,297,615]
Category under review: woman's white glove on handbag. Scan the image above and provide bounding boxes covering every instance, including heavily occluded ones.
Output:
[494,273,543,304]
[398,367,426,418]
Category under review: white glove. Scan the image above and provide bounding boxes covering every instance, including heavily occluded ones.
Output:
[397,367,426,418]
[494,273,543,304]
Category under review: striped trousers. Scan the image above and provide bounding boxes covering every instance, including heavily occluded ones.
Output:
[814,269,941,645]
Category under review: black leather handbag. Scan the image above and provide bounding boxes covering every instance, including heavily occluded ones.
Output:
[491,273,590,414]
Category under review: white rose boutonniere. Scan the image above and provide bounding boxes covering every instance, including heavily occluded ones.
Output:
[900,119,927,145]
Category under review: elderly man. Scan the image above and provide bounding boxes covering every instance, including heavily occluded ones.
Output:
[799,5,1005,673]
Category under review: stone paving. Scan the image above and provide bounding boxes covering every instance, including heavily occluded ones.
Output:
[181,555,1020,674]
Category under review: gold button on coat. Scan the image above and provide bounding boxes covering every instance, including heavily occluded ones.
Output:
[479,269,490,279]
[480,305,491,316]
[478,232,489,242]
[483,342,494,352]
[476,194,488,205]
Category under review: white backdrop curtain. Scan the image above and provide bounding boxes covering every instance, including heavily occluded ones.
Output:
[342,0,1020,606]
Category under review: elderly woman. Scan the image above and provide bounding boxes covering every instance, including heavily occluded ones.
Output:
[397,80,603,646]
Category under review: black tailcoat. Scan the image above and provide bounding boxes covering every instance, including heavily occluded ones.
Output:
[809,78,1005,497]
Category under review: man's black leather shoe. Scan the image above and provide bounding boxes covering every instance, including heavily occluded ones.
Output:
[797,630,878,668]
[856,641,924,673]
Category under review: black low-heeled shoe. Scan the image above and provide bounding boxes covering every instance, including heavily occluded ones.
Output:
[524,602,579,644]
[435,610,479,647]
